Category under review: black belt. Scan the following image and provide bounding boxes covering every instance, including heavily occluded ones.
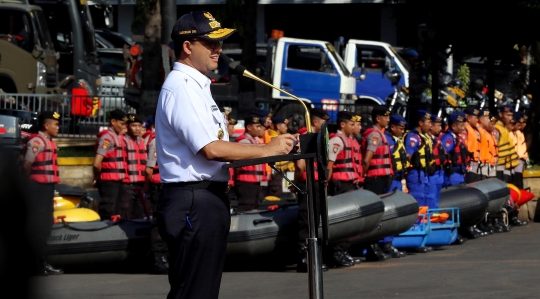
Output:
[163,181,229,195]
[124,182,144,186]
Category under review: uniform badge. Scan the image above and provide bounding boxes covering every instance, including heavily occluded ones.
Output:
[372,136,378,146]
[333,144,339,153]
[445,139,452,148]
[409,137,417,147]
[32,141,40,153]
[102,140,110,150]
[154,149,157,158]
[217,128,224,140]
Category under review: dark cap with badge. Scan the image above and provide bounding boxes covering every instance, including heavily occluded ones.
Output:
[228,118,238,126]
[337,111,356,122]
[390,114,407,127]
[127,114,144,124]
[431,115,443,123]
[416,110,431,121]
[251,108,271,118]
[371,105,391,120]
[464,107,480,117]
[38,111,61,124]
[512,112,522,124]
[479,109,492,118]
[244,115,264,126]
[171,11,236,41]
[499,105,513,113]
[449,112,465,124]
[109,109,128,122]
[310,108,330,120]
[271,116,289,125]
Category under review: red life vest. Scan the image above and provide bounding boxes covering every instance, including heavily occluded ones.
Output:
[235,134,267,183]
[351,138,363,182]
[123,135,147,183]
[444,131,470,167]
[28,133,60,184]
[331,133,360,182]
[431,135,447,167]
[361,128,393,177]
[96,129,126,181]
[146,132,160,184]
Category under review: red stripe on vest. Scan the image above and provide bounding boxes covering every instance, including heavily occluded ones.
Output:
[29,134,60,184]
[235,134,266,183]
[123,135,147,183]
[147,132,160,184]
[96,130,126,181]
[331,133,360,182]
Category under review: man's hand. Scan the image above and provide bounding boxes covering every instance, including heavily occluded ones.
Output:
[265,134,297,156]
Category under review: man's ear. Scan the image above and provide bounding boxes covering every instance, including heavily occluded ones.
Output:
[183,40,192,55]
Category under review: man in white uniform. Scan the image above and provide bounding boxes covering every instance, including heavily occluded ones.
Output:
[154,11,297,299]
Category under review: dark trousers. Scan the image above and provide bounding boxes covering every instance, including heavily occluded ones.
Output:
[496,171,511,183]
[465,172,483,183]
[157,185,230,299]
[121,183,145,220]
[297,181,321,252]
[267,174,283,199]
[148,185,167,253]
[363,176,392,195]
[27,181,54,265]
[329,180,357,252]
[97,180,123,220]
[234,181,261,211]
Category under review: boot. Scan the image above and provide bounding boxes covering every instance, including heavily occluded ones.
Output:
[452,234,468,245]
[477,220,494,234]
[492,217,504,233]
[344,251,362,265]
[365,243,391,261]
[333,250,354,267]
[473,225,488,237]
[151,252,169,275]
[509,209,527,226]
[459,226,480,239]
[380,242,406,258]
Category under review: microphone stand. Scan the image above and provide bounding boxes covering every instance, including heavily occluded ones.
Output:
[234,65,324,299]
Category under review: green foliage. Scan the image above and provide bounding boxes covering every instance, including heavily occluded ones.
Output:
[58,146,95,157]
[456,64,470,93]
[132,0,157,34]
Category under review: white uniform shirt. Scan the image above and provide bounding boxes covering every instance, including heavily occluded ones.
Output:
[155,62,229,182]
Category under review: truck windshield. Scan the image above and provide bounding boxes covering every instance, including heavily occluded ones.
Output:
[389,46,410,73]
[33,9,54,49]
[326,43,351,77]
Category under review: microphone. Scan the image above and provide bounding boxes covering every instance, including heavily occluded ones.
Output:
[233,64,312,132]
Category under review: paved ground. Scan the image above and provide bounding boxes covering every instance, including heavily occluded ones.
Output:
[29,223,540,299]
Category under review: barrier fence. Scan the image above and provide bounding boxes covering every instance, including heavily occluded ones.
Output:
[0,91,432,139]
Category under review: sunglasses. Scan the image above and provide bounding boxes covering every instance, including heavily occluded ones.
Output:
[191,38,223,50]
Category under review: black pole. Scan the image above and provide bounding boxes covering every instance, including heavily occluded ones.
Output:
[305,159,323,299]
[487,54,495,115]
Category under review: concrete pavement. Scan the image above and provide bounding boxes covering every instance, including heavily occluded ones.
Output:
[29,223,540,299]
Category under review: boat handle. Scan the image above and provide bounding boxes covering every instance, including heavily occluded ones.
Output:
[253,218,273,225]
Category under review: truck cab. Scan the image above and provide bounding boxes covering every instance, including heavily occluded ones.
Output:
[0,0,61,94]
[343,39,410,105]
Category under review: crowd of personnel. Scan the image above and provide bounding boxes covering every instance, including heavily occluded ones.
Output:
[225,104,530,271]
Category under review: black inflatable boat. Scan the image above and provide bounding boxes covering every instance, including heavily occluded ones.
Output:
[439,185,489,227]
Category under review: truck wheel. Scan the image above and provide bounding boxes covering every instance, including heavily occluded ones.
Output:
[275,102,306,133]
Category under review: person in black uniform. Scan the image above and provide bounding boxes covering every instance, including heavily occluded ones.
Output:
[22,111,63,275]
[155,11,297,299]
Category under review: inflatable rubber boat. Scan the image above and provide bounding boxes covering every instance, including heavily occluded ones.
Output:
[468,178,510,214]
[439,185,489,227]
[227,189,385,258]
[352,190,419,244]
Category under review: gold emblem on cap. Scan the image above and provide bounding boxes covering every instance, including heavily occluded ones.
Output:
[253,117,259,123]
[129,115,135,121]
[122,116,128,122]
[474,109,479,115]
[483,111,490,116]
[217,128,224,140]
[284,119,290,125]
[352,115,362,122]
[457,115,464,122]
[425,113,431,119]
[53,112,60,119]
[204,12,214,19]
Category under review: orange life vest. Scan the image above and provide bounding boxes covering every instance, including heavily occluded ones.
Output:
[122,135,147,183]
[331,133,360,182]
[235,134,267,183]
[361,128,393,177]
[464,123,481,161]
[28,133,60,184]
[514,130,528,160]
[478,127,496,166]
[96,129,126,181]
[146,132,160,184]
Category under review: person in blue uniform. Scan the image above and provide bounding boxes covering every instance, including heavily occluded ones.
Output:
[440,112,468,187]
[426,115,445,209]
[385,114,408,192]
[404,110,432,207]
[155,12,297,299]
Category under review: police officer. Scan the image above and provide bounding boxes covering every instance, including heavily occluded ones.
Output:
[121,114,148,220]
[385,114,409,192]
[93,109,127,220]
[23,111,63,275]
[513,112,528,189]
[266,116,291,199]
[362,107,405,260]
[155,11,295,299]
[478,109,497,178]
[494,105,519,182]
[327,111,361,267]
[233,115,267,211]
[293,108,330,272]
[404,110,433,207]
[142,115,155,144]
[427,115,446,209]
[352,113,363,185]
[463,107,482,183]
[440,112,469,187]
[227,116,237,138]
